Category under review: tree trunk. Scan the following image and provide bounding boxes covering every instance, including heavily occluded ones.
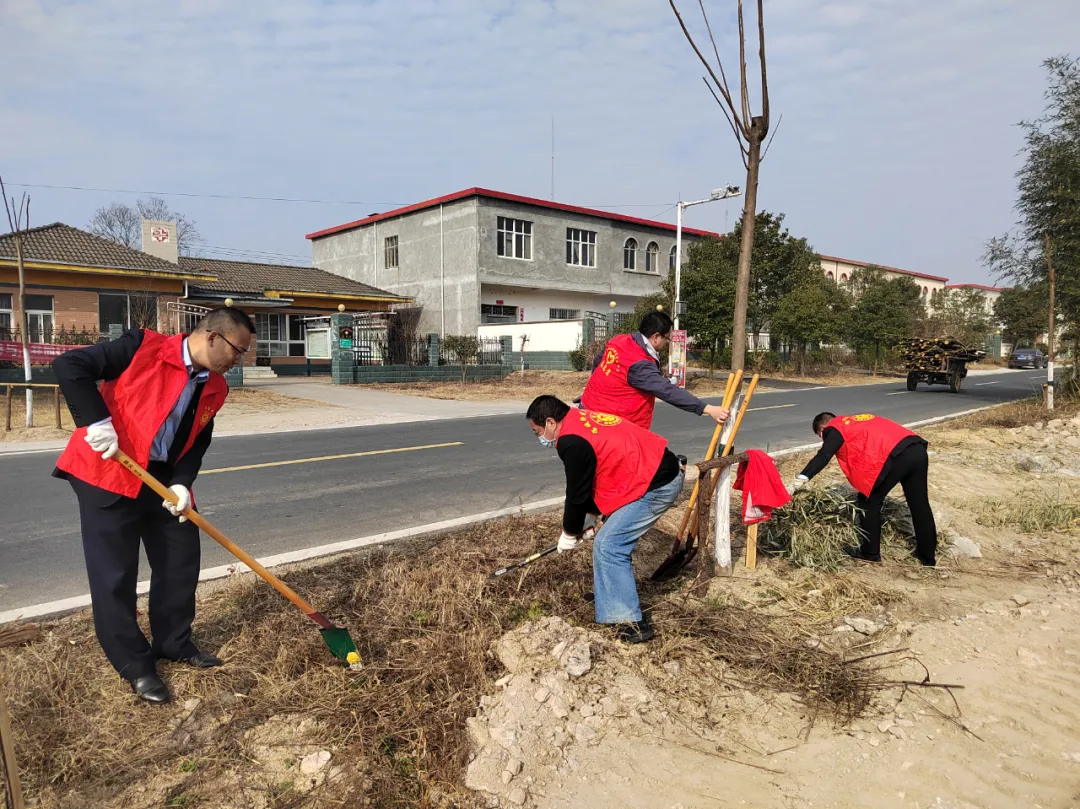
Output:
[15,235,32,427]
[730,121,764,373]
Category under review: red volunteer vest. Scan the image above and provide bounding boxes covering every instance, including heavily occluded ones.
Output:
[56,331,229,498]
[827,414,917,497]
[558,408,668,515]
[580,333,658,430]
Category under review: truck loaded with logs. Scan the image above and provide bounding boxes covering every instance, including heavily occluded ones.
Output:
[901,336,986,393]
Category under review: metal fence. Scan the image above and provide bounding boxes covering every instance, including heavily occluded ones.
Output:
[353,335,431,367]
[439,336,504,366]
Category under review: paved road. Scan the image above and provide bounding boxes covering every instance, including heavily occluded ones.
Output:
[0,369,1047,613]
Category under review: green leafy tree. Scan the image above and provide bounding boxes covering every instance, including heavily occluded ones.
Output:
[770,278,850,374]
[680,237,737,373]
[933,288,993,347]
[846,268,925,373]
[984,56,1080,369]
[744,212,821,342]
[995,286,1048,346]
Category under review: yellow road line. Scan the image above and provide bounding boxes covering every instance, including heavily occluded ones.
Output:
[201,442,465,475]
[747,403,796,412]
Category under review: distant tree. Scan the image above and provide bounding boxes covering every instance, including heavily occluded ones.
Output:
[770,277,849,374]
[442,334,479,386]
[934,288,993,347]
[742,212,821,343]
[680,237,737,373]
[846,268,924,373]
[994,286,1048,346]
[88,196,201,255]
[615,291,672,336]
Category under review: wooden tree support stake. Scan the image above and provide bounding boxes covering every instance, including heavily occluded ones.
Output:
[745,523,758,569]
[0,682,26,809]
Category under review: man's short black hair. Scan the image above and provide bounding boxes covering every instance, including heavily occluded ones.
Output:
[198,306,255,336]
[812,412,836,435]
[638,310,673,339]
[526,395,571,426]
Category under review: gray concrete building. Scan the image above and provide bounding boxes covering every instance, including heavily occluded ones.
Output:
[306,188,717,335]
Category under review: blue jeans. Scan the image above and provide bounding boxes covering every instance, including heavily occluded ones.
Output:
[592,471,684,624]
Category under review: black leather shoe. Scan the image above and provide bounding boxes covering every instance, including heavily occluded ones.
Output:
[174,650,223,668]
[160,649,223,668]
[130,674,170,705]
[613,620,655,644]
[843,545,881,563]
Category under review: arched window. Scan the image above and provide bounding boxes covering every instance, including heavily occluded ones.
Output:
[623,238,638,270]
[826,271,834,281]
[669,245,678,272]
[840,273,848,284]
[645,242,660,273]
[922,286,929,299]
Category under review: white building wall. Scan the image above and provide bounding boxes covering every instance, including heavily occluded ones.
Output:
[478,320,584,351]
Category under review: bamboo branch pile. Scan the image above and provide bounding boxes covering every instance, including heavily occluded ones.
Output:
[899,336,985,372]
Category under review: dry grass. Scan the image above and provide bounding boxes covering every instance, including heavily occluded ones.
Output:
[217,387,332,414]
[2,512,904,809]
[0,386,73,441]
[975,492,1080,534]
[360,370,591,403]
[949,393,1080,430]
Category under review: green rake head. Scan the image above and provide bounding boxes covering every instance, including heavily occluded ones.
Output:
[320,626,362,670]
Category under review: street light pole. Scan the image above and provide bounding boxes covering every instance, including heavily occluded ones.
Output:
[672,186,741,333]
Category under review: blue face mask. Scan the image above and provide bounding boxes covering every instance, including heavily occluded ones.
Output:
[538,423,556,448]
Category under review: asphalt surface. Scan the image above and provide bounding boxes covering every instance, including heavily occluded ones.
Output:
[0,369,1048,612]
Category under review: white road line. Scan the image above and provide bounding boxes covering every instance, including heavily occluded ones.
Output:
[975,381,1000,386]
[747,403,797,412]
[884,391,909,396]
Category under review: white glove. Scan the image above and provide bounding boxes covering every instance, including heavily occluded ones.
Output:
[163,484,191,523]
[583,513,598,532]
[84,419,119,460]
[557,531,580,553]
[789,475,809,494]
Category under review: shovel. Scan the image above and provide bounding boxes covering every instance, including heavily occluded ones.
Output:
[651,370,743,579]
[113,451,362,669]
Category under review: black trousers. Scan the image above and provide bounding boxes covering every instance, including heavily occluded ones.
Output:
[855,443,937,564]
[69,469,201,681]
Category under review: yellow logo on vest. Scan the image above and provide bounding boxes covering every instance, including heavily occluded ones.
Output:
[841,414,875,425]
[199,410,212,426]
[599,347,619,376]
[579,410,621,434]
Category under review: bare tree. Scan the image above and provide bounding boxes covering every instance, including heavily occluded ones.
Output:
[669,0,774,372]
[1,174,34,426]
[88,195,202,256]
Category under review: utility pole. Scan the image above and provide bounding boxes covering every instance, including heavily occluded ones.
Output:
[673,186,741,333]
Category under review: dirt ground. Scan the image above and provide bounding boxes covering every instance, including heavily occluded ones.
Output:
[2,399,1079,809]
[359,368,902,404]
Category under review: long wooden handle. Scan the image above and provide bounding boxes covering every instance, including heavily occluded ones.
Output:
[113,451,330,629]
[676,370,743,540]
[685,372,760,537]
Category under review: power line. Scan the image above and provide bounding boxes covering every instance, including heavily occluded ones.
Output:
[7,181,680,210]
[7,182,405,207]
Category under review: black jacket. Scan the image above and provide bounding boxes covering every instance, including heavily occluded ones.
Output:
[52,329,215,498]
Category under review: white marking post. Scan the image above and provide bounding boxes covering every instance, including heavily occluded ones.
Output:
[712,391,743,574]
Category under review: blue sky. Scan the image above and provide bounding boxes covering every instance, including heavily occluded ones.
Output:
[2,0,1077,282]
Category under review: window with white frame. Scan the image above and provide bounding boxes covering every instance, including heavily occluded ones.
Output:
[565,228,597,267]
[255,312,306,357]
[0,293,11,337]
[549,308,580,320]
[25,294,53,342]
[669,245,678,272]
[623,238,638,270]
[496,216,532,260]
[384,235,399,269]
[645,242,660,273]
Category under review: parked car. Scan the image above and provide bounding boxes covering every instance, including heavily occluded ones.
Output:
[1008,346,1044,369]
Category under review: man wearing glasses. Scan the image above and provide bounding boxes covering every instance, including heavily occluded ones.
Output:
[580,311,728,431]
[52,306,254,705]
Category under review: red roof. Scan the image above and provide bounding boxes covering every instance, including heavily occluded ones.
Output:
[818,254,948,283]
[945,283,1004,292]
[305,187,721,240]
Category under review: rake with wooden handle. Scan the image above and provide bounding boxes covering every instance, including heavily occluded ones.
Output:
[651,370,743,579]
[113,450,362,670]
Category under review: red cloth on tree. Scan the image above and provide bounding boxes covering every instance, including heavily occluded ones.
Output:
[733,449,791,524]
